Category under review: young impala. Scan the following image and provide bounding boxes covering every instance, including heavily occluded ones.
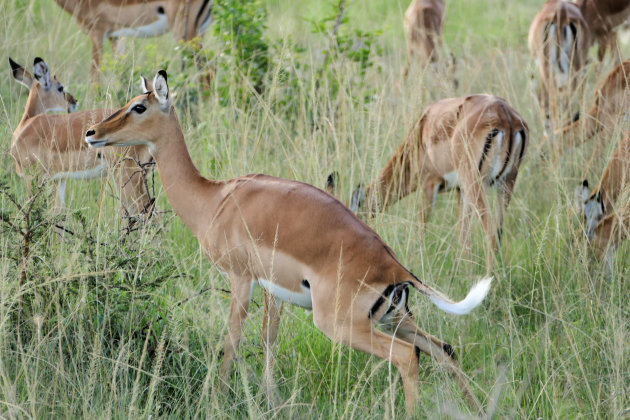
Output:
[529,0,591,139]
[580,128,630,248]
[576,0,630,64]
[402,0,445,77]
[344,95,528,272]
[86,70,493,414]
[557,58,630,155]
[10,57,155,218]
[54,0,213,81]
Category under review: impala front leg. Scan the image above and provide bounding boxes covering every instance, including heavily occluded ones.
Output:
[261,291,283,397]
[220,275,254,386]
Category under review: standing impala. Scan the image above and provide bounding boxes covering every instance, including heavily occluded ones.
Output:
[86,70,493,414]
[529,0,591,139]
[580,128,630,250]
[557,58,630,155]
[576,0,630,64]
[10,57,154,218]
[346,95,528,272]
[402,0,445,77]
[54,0,213,81]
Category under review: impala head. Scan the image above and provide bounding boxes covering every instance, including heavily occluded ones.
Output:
[9,57,77,113]
[581,179,605,240]
[85,70,171,151]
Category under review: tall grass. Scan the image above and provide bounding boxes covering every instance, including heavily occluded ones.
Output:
[1,0,628,418]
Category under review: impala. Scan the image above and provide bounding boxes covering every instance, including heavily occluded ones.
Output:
[343,95,528,272]
[576,0,630,64]
[86,70,493,414]
[557,58,630,154]
[10,57,154,218]
[54,0,213,81]
[402,0,445,77]
[529,0,591,139]
[581,128,630,244]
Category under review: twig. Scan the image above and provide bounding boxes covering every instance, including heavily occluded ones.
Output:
[315,0,349,90]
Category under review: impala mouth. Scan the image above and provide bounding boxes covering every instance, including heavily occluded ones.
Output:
[86,139,108,148]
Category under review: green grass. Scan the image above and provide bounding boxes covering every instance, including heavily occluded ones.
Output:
[1,0,629,418]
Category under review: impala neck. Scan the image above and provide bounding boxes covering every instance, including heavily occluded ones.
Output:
[19,85,47,125]
[366,140,425,214]
[152,110,220,234]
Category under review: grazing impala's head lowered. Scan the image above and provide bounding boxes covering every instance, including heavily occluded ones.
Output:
[85,71,172,152]
[9,57,77,113]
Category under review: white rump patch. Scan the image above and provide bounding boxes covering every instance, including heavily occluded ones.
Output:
[110,13,169,38]
[429,277,492,315]
[489,130,505,179]
[257,278,312,309]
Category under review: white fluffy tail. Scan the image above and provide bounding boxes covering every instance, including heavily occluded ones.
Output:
[429,277,493,315]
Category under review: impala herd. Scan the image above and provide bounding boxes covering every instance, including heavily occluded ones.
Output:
[6,0,630,415]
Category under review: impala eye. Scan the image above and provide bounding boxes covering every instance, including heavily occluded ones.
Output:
[58,85,64,93]
[132,104,147,114]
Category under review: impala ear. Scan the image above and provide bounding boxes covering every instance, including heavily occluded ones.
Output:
[9,57,34,88]
[33,57,51,90]
[350,184,365,213]
[325,171,338,195]
[153,70,170,109]
[140,75,152,93]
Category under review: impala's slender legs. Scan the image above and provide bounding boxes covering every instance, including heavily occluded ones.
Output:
[460,174,495,272]
[261,291,283,394]
[219,275,253,382]
[497,173,517,244]
[418,177,441,235]
[313,311,421,414]
[89,29,105,83]
[387,312,484,414]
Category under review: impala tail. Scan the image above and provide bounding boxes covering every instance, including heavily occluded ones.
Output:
[413,276,493,315]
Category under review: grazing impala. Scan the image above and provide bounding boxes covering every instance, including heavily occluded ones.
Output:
[86,70,493,414]
[580,128,630,246]
[557,58,630,154]
[344,95,528,272]
[529,0,591,139]
[10,57,154,217]
[576,0,630,64]
[54,0,213,81]
[402,0,445,77]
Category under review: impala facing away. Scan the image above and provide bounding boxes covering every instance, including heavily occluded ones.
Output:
[86,70,493,414]
[529,0,591,139]
[10,57,155,218]
[54,0,213,81]
[557,58,630,155]
[402,0,445,77]
[576,0,630,64]
[343,95,528,272]
[581,128,630,255]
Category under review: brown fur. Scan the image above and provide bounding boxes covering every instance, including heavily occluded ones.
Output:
[529,0,591,135]
[558,58,630,153]
[54,0,212,81]
[577,0,630,63]
[363,94,528,272]
[85,73,491,414]
[402,0,445,77]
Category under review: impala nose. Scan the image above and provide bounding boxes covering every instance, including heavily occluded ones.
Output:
[86,129,95,137]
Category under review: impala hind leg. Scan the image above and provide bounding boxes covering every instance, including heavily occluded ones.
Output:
[386,312,484,414]
[496,173,517,246]
[314,314,421,414]
[261,291,283,400]
[460,178,496,273]
[418,178,442,235]
[220,276,254,385]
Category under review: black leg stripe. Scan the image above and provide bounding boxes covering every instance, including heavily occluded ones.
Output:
[443,343,456,360]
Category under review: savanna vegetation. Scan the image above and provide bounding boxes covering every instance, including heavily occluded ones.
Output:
[0,0,628,418]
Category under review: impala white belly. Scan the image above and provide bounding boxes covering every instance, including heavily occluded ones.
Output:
[257,278,312,309]
[443,170,459,189]
[51,162,107,180]
[109,12,169,38]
